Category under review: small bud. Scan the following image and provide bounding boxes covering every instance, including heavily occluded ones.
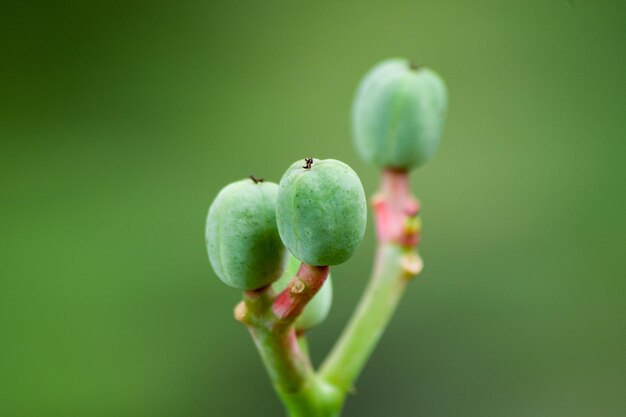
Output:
[352,59,448,170]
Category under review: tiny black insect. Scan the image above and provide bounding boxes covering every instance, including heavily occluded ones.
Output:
[303,158,314,169]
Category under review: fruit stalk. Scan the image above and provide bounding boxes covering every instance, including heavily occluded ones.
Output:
[273,264,330,320]
[319,169,423,393]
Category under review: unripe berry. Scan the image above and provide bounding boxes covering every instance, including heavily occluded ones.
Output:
[273,255,333,331]
[276,158,366,266]
[352,59,447,170]
[206,177,287,290]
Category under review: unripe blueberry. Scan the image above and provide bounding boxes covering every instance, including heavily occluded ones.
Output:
[206,177,287,290]
[273,255,333,331]
[352,59,447,170]
[276,158,366,266]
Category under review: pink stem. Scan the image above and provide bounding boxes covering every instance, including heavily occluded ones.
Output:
[272,263,330,321]
[373,168,420,246]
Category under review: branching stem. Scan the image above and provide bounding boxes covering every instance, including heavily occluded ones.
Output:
[237,168,423,416]
[320,168,422,393]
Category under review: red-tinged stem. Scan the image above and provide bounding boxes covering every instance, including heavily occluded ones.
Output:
[319,168,423,393]
[373,169,420,245]
[273,264,330,321]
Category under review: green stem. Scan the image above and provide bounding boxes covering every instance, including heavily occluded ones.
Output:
[241,288,311,391]
[247,322,312,392]
[277,375,344,417]
[239,266,342,416]
[247,308,343,416]
[320,169,422,394]
[319,243,418,392]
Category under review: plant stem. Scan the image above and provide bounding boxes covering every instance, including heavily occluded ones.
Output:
[319,243,419,392]
[248,320,343,417]
[276,375,344,417]
[241,287,311,391]
[319,169,423,393]
[237,264,340,416]
[273,264,330,320]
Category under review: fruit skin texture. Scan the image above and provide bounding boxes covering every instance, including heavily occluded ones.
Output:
[352,58,447,170]
[276,158,367,266]
[273,255,333,331]
[206,178,287,290]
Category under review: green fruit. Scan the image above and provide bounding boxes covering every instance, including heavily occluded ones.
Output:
[273,255,333,331]
[206,177,287,290]
[352,58,447,170]
[276,158,366,266]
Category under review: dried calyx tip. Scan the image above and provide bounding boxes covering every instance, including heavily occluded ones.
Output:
[409,61,422,71]
[303,158,314,169]
[288,278,306,294]
[249,175,264,183]
[234,301,249,323]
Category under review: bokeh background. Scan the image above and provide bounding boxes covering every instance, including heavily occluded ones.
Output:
[1,1,625,416]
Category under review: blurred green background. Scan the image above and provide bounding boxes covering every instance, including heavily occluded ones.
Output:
[1,1,625,416]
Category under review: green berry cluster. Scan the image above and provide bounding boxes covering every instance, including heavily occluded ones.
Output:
[206,58,447,331]
[206,158,366,329]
